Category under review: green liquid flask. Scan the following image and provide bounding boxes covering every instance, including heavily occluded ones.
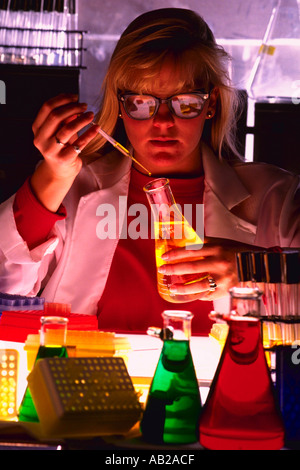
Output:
[18,316,69,422]
[140,310,201,444]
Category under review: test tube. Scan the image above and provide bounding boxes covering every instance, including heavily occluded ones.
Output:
[264,252,282,318]
[67,0,79,66]
[250,251,266,289]
[21,1,33,65]
[236,251,253,287]
[264,252,282,347]
[27,0,39,65]
[250,251,267,316]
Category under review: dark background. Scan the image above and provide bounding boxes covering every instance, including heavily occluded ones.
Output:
[0,0,299,202]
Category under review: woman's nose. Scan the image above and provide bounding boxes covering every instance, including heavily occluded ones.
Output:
[152,103,175,127]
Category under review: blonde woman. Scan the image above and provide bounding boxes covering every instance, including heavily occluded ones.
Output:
[0,8,299,335]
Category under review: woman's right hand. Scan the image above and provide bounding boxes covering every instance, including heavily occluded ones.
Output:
[30,94,100,212]
[32,93,99,181]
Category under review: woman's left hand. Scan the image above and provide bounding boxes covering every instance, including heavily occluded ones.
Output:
[158,237,249,300]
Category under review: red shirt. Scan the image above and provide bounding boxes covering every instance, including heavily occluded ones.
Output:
[13,179,66,250]
[98,168,213,336]
[14,170,213,336]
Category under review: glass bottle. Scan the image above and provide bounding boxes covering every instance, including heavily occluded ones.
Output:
[18,316,69,422]
[199,309,284,450]
[140,310,201,444]
[143,178,204,303]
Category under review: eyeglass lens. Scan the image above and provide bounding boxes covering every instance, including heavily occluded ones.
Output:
[121,93,208,120]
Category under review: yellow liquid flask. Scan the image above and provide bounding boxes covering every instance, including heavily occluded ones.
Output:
[144,178,203,303]
[140,310,201,444]
[18,316,68,422]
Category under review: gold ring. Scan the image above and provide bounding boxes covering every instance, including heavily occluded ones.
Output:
[71,145,81,155]
[55,135,66,146]
[208,277,217,292]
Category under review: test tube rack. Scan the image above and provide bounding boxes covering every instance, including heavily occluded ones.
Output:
[0,349,18,421]
[235,250,300,348]
[27,356,142,438]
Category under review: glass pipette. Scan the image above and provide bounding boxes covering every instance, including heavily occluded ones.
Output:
[92,123,151,176]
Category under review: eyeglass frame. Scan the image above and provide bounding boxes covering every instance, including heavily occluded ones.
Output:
[118,90,211,120]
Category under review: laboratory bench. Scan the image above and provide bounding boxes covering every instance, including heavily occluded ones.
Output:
[0,334,220,451]
[0,329,298,451]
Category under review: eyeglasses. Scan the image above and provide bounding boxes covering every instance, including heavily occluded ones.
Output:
[118,90,210,120]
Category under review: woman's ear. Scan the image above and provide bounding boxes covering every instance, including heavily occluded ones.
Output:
[206,87,219,119]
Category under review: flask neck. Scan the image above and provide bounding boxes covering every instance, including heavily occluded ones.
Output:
[229,287,262,317]
[162,310,193,341]
[227,317,261,364]
[144,178,174,206]
[144,178,180,222]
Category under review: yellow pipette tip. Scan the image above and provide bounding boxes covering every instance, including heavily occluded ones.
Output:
[114,142,152,176]
[93,123,151,176]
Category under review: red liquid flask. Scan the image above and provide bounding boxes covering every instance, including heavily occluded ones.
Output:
[199,312,284,450]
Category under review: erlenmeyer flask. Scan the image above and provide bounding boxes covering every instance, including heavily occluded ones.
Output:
[143,178,203,303]
[199,311,284,450]
[18,316,68,422]
[248,0,300,101]
[140,310,201,444]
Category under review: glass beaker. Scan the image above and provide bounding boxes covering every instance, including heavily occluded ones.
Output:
[199,312,284,450]
[140,310,201,444]
[18,316,69,422]
[143,178,204,303]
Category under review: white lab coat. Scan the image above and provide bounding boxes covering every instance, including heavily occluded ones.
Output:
[0,143,299,316]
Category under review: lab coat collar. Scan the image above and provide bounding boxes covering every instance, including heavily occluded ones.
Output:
[201,142,250,210]
[85,144,251,211]
[85,150,132,190]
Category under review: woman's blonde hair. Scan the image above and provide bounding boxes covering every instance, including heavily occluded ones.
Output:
[83,8,243,161]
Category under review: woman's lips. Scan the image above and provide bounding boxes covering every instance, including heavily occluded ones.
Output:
[149,139,178,147]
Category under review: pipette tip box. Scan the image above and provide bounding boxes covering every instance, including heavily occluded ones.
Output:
[27,356,142,438]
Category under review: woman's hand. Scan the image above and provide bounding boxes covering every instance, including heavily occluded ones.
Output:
[158,237,247,301]
[32,93,99,180]
[30,94,100,212]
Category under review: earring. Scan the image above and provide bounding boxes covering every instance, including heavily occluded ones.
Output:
[207,110,213,118]
[118,113,123,118]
